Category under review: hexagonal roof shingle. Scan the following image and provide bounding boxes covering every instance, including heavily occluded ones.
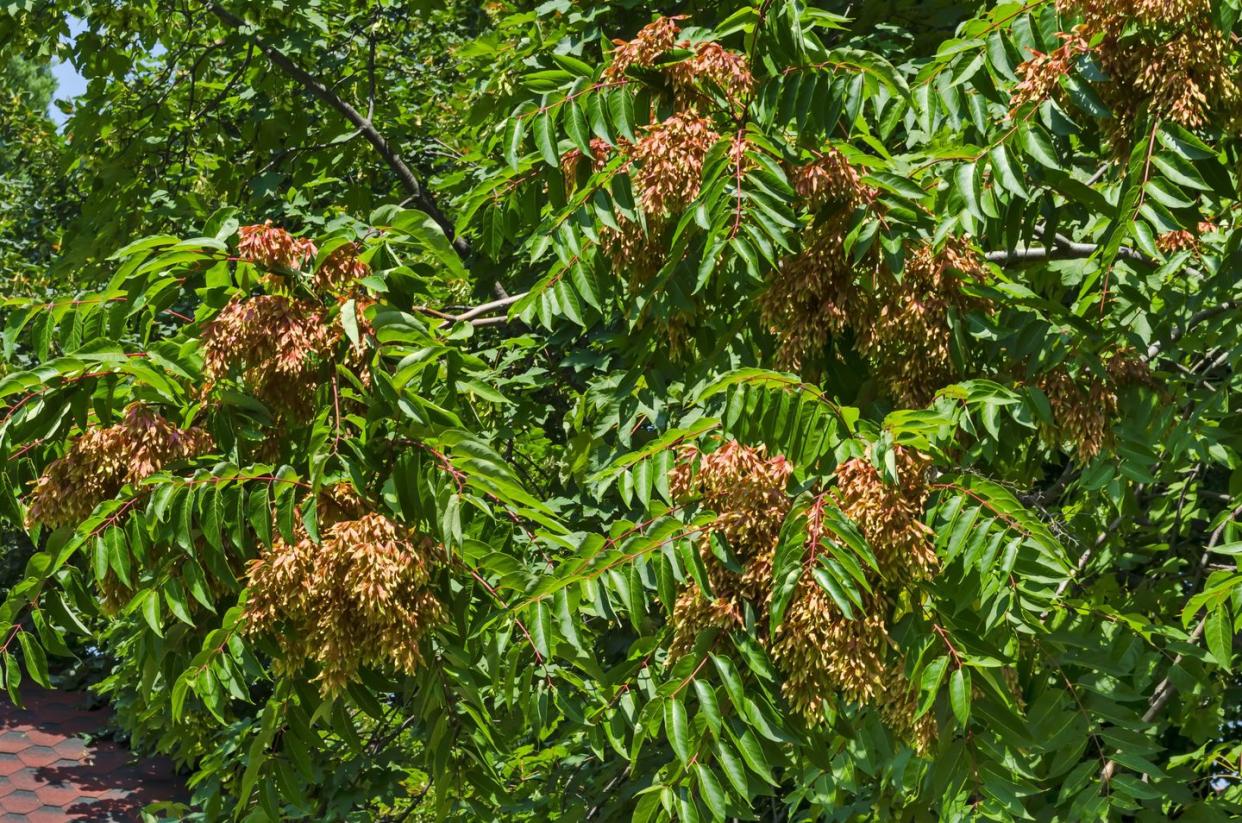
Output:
[0,688,186,821]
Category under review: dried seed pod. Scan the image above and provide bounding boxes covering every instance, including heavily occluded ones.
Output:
[201,295,334,414]
[668,41,754,109]
[761,212,870,370]
[770,582,890,721]
[835,446,938,584]
[314,243,370,294]
[605,17,683,79]
[668,585,740,658]
[27,404,212,528]
[238,222,318,271]
[244,509,443,695]
[879,672,938,753]
[1156,229,1197,254]
[632,112,719,216]
[1009,31,1091,114]
[1057,0,1242,129]
[791,149,870,212]
[855,239,989,407]
[1037,367,1118,461]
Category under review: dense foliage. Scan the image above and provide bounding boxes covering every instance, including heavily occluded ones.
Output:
[0,0,1241,819]
[0,56,71,295]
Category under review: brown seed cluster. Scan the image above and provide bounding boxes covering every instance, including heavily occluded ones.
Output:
[667,440,939,748]
[856,239,990,407]
[571,16,753,291]
[314,243,371,294]
[667,441,792,656]
[632,111,720,216]
[201,295,334,413]
[1036,349,1158,460]
[761,213,868,369]
[1056,0,1242,128]
[762,151,878,369]
[835,447,938,583]
[605,16,753,110]
[601,217,669,285]
[1105,347,1158,390]
[771,582,890,717]
[669,41,755,108]
[791,149,870,212]
[560,138,669,283]
[1156,229,1197,254]
[237,222,318,271]
[560,137,616,192]
[1009,31,1092,114]
[766,156,989,405]
[244,492,443,695]
[605,16,683,79]
[1037,367,1119,461]
[27,404,212,528]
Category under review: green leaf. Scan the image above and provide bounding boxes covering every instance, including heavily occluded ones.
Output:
[990,144,1029,199]
[695,763,728,819]
[504,116,527,171]
[1207,607,1233,671]
[534,111,560,166]
[340,298,361,350]
[16,632,49,688]
[949,667,971,727]
[715,737,750,798]
[666,697,693,765]
[730,726,777,786]
[565,101,593,155]
[811,565,855,619]
[694,680,722,735]
[1020,124,1059,169]
[164,578,195,626]
[140,590,164,637]
[918,656,950,717]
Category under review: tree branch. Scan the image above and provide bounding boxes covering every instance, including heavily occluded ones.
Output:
[984,239,1146,266]
[1145,301,1239,360]
[205,2,468,257]
[413,292,527,326]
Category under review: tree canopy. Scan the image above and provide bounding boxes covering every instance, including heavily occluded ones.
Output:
[0,0,1240,820]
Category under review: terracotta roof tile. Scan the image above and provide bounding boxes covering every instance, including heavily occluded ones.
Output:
[0,688,187,820]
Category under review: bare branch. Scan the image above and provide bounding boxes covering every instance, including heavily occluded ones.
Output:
[413,292,527,327]
[1146,301,1240,360]
[984,239,1146,266]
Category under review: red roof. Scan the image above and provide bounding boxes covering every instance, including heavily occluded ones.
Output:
[0,688,186,821]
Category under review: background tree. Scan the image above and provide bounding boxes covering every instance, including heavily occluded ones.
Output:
[0,0,1240,820]
[0,56,73,296]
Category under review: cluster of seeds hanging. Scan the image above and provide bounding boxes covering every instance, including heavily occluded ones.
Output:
[27,404,212,528]
[244,484,444,695]
[631,111,720,217]
[763,149,988,405]
[576,18,755,281]
[1018,0,1242,130]
[202,224,374,414]
[1008,31,1092,114]
[856,239,990,406]
[667,440,938,750]
[668,41,755,109]
[1037,350,1155,462]
[314,242,372,295]
[201,294,333,414]
[667,441,792,658]
[237,221,318,271]
[761,151,875,370]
